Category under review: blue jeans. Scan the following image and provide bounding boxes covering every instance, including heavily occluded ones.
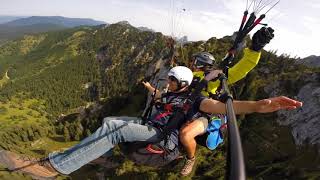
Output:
[48,116,162,174]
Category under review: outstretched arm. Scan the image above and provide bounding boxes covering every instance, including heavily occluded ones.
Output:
[199,96,303,114]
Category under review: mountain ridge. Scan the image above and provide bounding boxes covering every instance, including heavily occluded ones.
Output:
[4,16,106,27]
[298,55,320,67]
[0,16,107,46]
[0,16,26,24]
[0,22,319,179]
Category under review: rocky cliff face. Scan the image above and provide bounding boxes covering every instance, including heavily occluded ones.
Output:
[277,73,320,148]
[265,72,320,150]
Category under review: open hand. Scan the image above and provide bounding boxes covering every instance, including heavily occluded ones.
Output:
[255,96,303,113]
[142,81,152,89]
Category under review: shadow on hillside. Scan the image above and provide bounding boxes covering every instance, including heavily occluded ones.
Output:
[31,149,46,155]
[49,136,65,142]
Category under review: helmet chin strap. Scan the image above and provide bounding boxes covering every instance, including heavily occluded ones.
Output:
[173,86,188,93]
[175,80,188,92]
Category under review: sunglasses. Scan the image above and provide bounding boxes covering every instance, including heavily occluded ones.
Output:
[192,59,214,69]
[168,76,178,82]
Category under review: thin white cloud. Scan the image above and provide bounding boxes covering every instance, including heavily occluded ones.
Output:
[266,25,320,58]
[305,0,320,9]
[122,0,319,57]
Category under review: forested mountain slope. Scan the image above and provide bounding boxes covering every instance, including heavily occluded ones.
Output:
[0,22,319,179]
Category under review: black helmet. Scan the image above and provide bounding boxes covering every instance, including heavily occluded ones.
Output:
[192,52,215,69]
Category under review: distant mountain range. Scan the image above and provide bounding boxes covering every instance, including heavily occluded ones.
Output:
[3,16,106,27]
[0,16,26,24]
[298,55,320,67]
[0,16,107,44]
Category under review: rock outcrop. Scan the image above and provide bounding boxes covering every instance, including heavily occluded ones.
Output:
[264,72,320,150]
[277,82,320,148]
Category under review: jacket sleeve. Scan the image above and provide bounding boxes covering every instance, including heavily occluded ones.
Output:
[204,48,261,95]
[227,48,261,84]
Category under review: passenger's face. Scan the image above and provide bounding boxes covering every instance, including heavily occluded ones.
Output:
[189,58,205,72]
[167,76,178,92]
[189,59,198,71]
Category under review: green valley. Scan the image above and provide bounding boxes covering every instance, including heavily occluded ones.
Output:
[0,22,319,179]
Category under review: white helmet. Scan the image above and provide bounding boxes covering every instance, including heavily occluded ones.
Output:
[168,66,193,87]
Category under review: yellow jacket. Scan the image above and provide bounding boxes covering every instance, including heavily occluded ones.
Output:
[193,48,261,97]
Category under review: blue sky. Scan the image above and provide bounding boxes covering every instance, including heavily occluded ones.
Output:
[1,0,319,58]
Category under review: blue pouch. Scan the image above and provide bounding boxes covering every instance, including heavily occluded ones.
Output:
[206,118,224,150]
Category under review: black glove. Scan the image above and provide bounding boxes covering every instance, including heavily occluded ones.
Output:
[250,27,274,51]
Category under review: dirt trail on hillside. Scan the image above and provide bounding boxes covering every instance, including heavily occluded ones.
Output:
[5,70,9,79]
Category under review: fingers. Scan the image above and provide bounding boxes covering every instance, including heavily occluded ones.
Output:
[142,81,150,88]
[277,105,297,110]
[285,106,298,110]
[256,26,274,41]
[277,96,303,107]
[271,96,295,104]
[260,27,266,32]
[268,96,303,110]
[256,96,302,113]
[267,27,274,34]
[296,101,303,107]
[265,27,274,39]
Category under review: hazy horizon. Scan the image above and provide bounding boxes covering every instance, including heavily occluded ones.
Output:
[1,0,319,58]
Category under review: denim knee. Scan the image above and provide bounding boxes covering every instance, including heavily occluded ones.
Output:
[103,116,117,123]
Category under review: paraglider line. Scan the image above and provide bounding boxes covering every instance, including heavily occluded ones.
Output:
[246,0,249,10]
[254,0,264,13]
[256,0,277,15]
[255,1,271,14]
[264,0,280,15]
[247,0,254,11]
